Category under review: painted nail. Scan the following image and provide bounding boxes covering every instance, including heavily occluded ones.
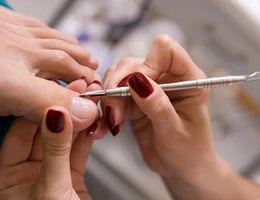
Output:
[53,80,61,85]
[91,72,102,86]
[71,97,94,119]
[76,76,88,84]
[46,109,65,133]
[117,74,133,87]
[105,106,120,136]
[87,121,98,136]
[128,72,154,98]
[111,125,120,137]
[90,80,102,86]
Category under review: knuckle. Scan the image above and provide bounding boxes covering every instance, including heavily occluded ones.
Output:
[43,140,71,157]
[151,97,171,119]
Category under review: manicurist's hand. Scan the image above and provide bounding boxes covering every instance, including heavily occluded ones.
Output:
[99,34,260,200]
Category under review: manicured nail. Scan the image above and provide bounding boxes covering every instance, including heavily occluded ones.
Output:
[76,76,88,84]
[87,121,98,136]
[111,125,120,137]
[71,97,94,119]
[105,106,120,136]
[128,72,154,98]
[90,72,102,86]
[90,80,102,86]
[46,109,65,133]
[117,74,133,87]
[53,80,61,85]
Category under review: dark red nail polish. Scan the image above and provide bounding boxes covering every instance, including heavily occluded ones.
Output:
[105,106,120,136]
[87,121,98,136]
[90,80,102,86]
[76,76,88,84]
[128,72,154,98]
[117,74,133,87]
[111,125,120,137]
[46,109,65,133]
[53,80,61,85]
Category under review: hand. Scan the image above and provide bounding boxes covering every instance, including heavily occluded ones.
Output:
[100,34,217,181]
[0,81,95,200]
[0,6,101,131]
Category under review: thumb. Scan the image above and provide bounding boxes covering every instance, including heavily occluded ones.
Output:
[128,72,179,136]
[40,106,73,187]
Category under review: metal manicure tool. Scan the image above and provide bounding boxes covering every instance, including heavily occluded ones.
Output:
[79,72,260,97]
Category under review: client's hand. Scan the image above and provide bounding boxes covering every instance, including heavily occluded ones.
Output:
[100,34,218,183]
[0,81,94,200]
[0,6,101,131]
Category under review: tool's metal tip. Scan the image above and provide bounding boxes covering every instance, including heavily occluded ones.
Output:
[79,90,106,97]
[246,72,260,81]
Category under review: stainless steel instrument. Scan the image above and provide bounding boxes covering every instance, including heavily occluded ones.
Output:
[79,72,260,97]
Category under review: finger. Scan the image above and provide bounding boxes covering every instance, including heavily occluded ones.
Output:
[1,22,79,45]
[140,34,206,98]
[87,117,109,140]
[0,21,32,37]
[40,39,99,69]
[70,130,93,175]
[34,49,101,84]
[0,117,37,167]
[128,72,179,139]
[39,106,73,187]
[31,27,79,45]
[2,76,99,132]
[101,58,144,136]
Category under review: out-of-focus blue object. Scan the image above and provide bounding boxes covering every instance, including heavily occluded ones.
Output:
[0,0,12,9]
[0,0,14,146]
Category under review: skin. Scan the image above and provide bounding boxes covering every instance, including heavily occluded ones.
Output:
[99,34,260,199]
[1,26,260,199]
[0,6,101,131]
[0,80,94,200]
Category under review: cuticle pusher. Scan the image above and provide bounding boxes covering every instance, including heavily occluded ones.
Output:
[79,72,260,97]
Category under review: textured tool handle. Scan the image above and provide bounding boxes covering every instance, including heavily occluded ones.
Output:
[197,77,233,88]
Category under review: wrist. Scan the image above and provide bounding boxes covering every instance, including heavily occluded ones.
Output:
[164,155,260,200]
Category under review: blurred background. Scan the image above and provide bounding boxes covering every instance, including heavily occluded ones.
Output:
[7,0,260,199]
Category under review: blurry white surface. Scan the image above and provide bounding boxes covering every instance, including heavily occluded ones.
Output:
[232,0,260,25]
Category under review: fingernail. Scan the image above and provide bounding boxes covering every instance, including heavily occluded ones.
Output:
[90,72,102,86]
[53,80,61,85]
[89,54,99,65]
[129,72,154,98]
[46,109,65,133]
[117,74,133,87]
[90,80,102,86]
[76,76,88,84]
[111,125,120,137]
[87,121,98,136]
[71,97,94,119]
[105,106,120,136]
